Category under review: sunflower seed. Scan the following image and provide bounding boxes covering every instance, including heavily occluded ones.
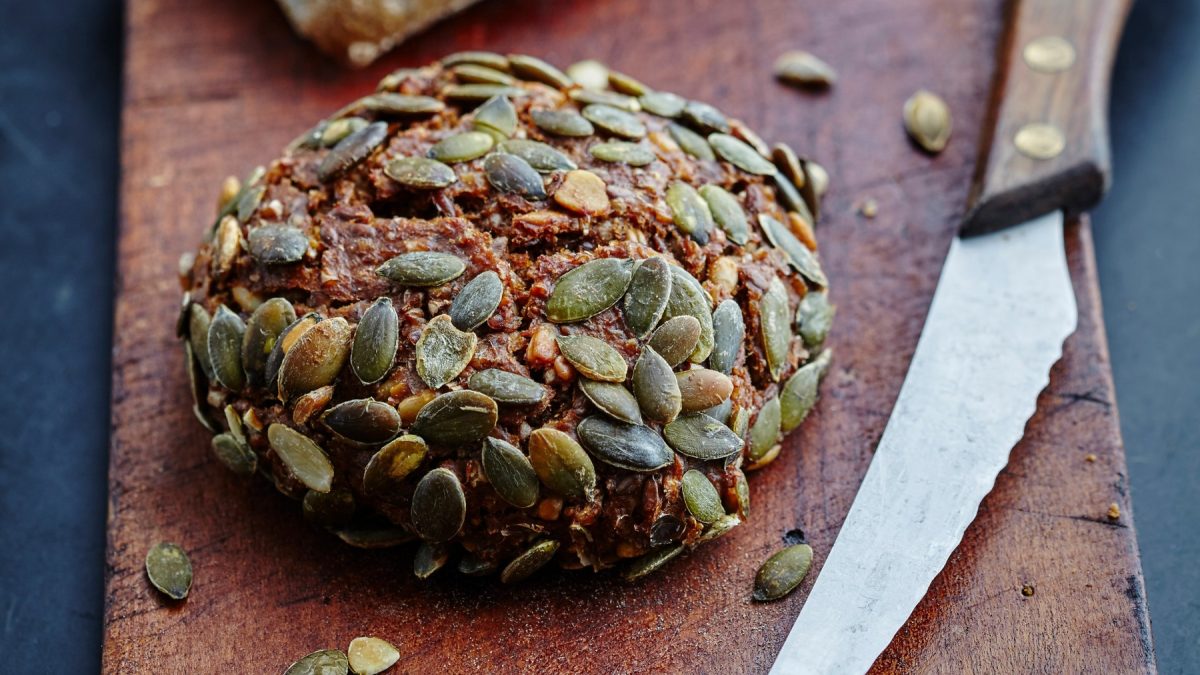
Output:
[556,334,628,382]
[647,315,702,368]
[531,109,595,137]
[680,101,730,134]
[444,271,503,331]
[663,266,714,363]
[211,433,257,477]
[285,650,349,675]
[709,299,745,375]
[622,257,672,338]
[317,121,387,182]
[760,278,792,381]
[753,543,814,601]
[472,95,519,137]
[301,487,355,528]
[676,368,733,412]
[469,369,546,405]
[268,423,334,492]
[145,542,192,600]
[484,153,547,199]
[666,181,714,244]
[796,290,835,347]
[241,297,296,386]
[411,467,466,542]
[781,349,832,432]
[411,390,498,444]
[376,251,466,286]
[452,63,515,85]
[481,437,539,508]
[347,637,400,675]
[277,317,352,401]
[578,379,643,425]
[664,412,744,460]
[570,89,641,111]
[415,315,476,389]
[347,297,397,384]
[681,470,725,524]
[774,50,837,88]
[566,59,609,90]
[623,544,684,581]
[581,104,646,139]
[546,258,634,323]
[414,541,449,579]
[666,123,714,160]
[759,214,828,286]
[500,139,577,173]
[363,434,427,495]
[384,156,457,189]
[709,133,778,175]
[428,131,495,163]
[748,397,781,462]
[639,91,686,118]
[457,554,498,577]
[443,84,527,102]
[608,69,649,96]
[577,415,673,471]
[207,305,246,390]
[246,223,307,265]
[697,185,749,245]
[442,51,510,71]
[321,398,401,444]
[589,141,655,166]
[508,54,572,88]
[265,312,321,391]
[501,540,560,583]
[528,427,596,501]
[903,89,952,153]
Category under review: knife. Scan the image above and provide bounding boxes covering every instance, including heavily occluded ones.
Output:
[769,0,1132,672]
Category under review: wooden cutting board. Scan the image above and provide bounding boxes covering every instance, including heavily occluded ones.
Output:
[104,0,1156,671]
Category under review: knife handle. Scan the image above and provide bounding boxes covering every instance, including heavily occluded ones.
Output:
[961,0,1132,236]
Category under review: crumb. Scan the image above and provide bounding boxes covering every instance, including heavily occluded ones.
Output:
[1084,453,1097,463]
[1021,584,1035,597]
[858,198,878,218]
[1107,502,1121,520]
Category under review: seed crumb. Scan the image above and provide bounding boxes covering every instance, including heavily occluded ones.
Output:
[1107,502,1121,520]
[1021,584,1035,597]
[859,198,878,218]
[1084,453,1097,463]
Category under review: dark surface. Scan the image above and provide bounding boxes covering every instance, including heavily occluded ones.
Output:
[0,0,1193,672]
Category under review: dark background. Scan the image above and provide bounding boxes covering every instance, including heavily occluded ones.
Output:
[0,0,1195,671]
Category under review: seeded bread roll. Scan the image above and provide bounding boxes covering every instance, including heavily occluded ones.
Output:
[179,54,835,582]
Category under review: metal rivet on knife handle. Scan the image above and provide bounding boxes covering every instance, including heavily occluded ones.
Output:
[1022,36,1076,73]
[1014,123,1066,160]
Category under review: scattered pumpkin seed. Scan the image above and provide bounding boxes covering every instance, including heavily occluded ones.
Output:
[472,95,519,137]
[241,297,296,386]
[639,91,686,118]
[667,123,715,160]
[796,290,835,347]
[452,63,515,85]
[528,427,596,501]
[428,131,495,163]
[554,169,611,216]
[531,109,595,137]
[285,650,349,675]
[748,397,782,462]
[449,271,504,330]
[709,133,778,175]
[589,141,655,166]
[709,299,745,375]
[442,51,510,71]
[247,224,308,265]
[699,513,742,543]
[608,70,649,96]
[484,153,547,199]
[411,467,467,542]
[581,104,646,139]
[578,379,643,425]
[647,315,702,368]
[556,334,629,382]
[411,390,498,444]
[277,317,352,401]
[760,214,828,286]
[676,368,733,412]
[211,432,257,477]
[546,257,634,323]
[774,50,837,88]
[413,541,449,579]
[482,437,539,508]
[469,368,546,405]
[268,423,334,492]
[664,412,744,460]
[680,101,730,134]
[501,540,560,583]
[501,139,577,173]
[566,59,609,90]
[207,305,246,390]
[577,415,674,471]
[443,84,527,102]
[384,156,457,189]
[666,181,714,244]
[622,257,672,338]
[699,185,750,245]
[317,121,388,182]
[623,544,684,581]
[350,297,399,384]
[571,88,641,111]
[265,312,321,390]
[681,470,725,523]
[753,543,814,601]
[145,542,192,600]
[904,90,952,153]
[321,398,402,444]
[363,435,428,495]
[302,487,355,528]
[663,266,715,363]
[760,278,793,381]
[508,54,573,88]
[376,251,466,286]
[347,637,400,675]
[415,314,477,389]
[780,349,832,432]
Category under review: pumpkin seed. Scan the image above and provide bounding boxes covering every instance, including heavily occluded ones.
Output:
[318,117,368,148]
[631,347,681,424]
[623,544,683,581]
[698,185,750,245]
[796,290,835,347]
[222,404,244,444]
[608,70,649,96]
[428,131,495,163]
[302,487,355,528]
[384,156,457,189]
[663,266,715,363]
[806,159,830,198]
[531,109,595,137]
[731,119,771,158]
[647,315,702,368]
[508,54,572,88]
[566,59,609,90]
[639,91,686,118]
[363,435,427,495]
[753,543,814,601]
[748,397,782,461]
[528,427,596,501]
[771,142,806,189]
[349,297,398,384]
[415,315,476,389]
[581,104,646,139]
[285,650,349,675]
[411,390,498,444]
[362,92,445,116]
[321,398,401,444]
[699,513,741,543]
[396,390,435,425]
[266,312,321,391]
[317,121,387,182]
[145,542,192,600]
[484,153,547,199]
[213,165,264,224]
[676,368,733,412]
[781,349,832,432]
[268,423,334,492]
[443,84,527,102]
[291,385,334,426]
[650,514,685,546]
[211,433,257,477]
[207,305,246,390]
[347,637,400,675]
[666,181,714,244]
[709,133,778,175]
[774,172,814,225]
[735,471,750,516]
[247,224,308,265]
[589,141,655,166]
[413,541,449,579]
[554,169,610,216]
[500,139,577,173]
[448,271,503,331]
[760,214,828,286]
[729,404,752,439]
[666,123,714,160]
[241,297,296,386]
[578,379,643,425]
[482,437,539,508]
[774,50,837,88]
[664,412,744,460]
[332,525,414,549]
[457,554,498,577]
[277,317,352,401]
[680,101,730,134]
[442,51,510,71]
[546,258,634,323]
[709,299,745,375]
[236,184,265,223]
[577,415,673,471]
[570,89,641,111]
[211,215,240,278]
[903,90,952,153]
[760,278,792,381]
[703,398,733,425]
[472,95,519,137]
[681,470,725,523]
[469,368,546,405]
[557,334,628,382]
[622,257,672,338]
[452,63,515,85]
[411,467,466,542]
[376,251,466,286]
[501,540,560,583]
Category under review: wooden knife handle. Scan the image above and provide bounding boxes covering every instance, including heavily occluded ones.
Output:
[961,0,1132,236]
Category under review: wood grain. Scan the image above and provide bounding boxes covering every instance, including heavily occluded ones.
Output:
[105,0,1155,672]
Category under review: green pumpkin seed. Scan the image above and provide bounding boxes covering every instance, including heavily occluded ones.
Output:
[639,91,686,118]
[546,258,634,323]
[500,139,577,173]
[577,415,673,471]
[277,317,352,401]
[796,290,835,347]
[647,315,702,368]
[145,542,192,600]
[781,349,832,432]
[484,153,547,199]
[266,313,322,391]
[449,271,503,330]
[247,224,307,265]
[699,185,750,245]
[385,156,457,189]
[903,89,952,154]
[442,51,510,71]
[566,59,609,90]
[236,184,265,223]
[623,544,684,581]
[443,84,527,102]
[608,70,649,96]
[284,650,349,675]
[531,109,595,137]
[302,487,355,528]
[709,133,778,175]
[468,368,546,405]
[729,404,752,439]
[482,437,539,508]
[622,257,672,338]
[411,390,498,444]
[350,297,398,384]
[578,379,643,425]
[411,468,466,542]
[317,121,387,182]
[241,297,296,386]
[428,131,495,163]
[506,53,572,88]
[589,141,655,166]
[321,398,402,444]
[211,432,257,477]
[703,398,733,425]
[681,469,725,523]
[556,334,628,382]
[774,173,815,226]
[667,123,715,160]
[363,434,427,495]
[501,540,560,583]
[581,104,646,139]
[472,95,519,137]
[666,181,714,244]
[268,423,334,492]
[632,348,682,424]
[376,251,466,286]
[332,525,414,549]
[319,117,368,147]
[699,513,742,543]
[213,165,264,224]
[709,299,745,375]
[664,412,744,460]
[347,637,400,675]
[457,554,498,577]
[413,542,449,579]
[753,543,814,601]
[207,305,246,390]
[772,142,806,189]
[452,63,515,85]
[570,88,641,111]
[676,368,733,412]
[731,120,771,158]
[528,427,596,501]
[680,101,730,134]
[759,214,828,286]
[363,92,445,116]
[760,278,792,381]
[748,397,782,461]
[774,50,837,88]
[663,266,714,363]
[415,315,476,389]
